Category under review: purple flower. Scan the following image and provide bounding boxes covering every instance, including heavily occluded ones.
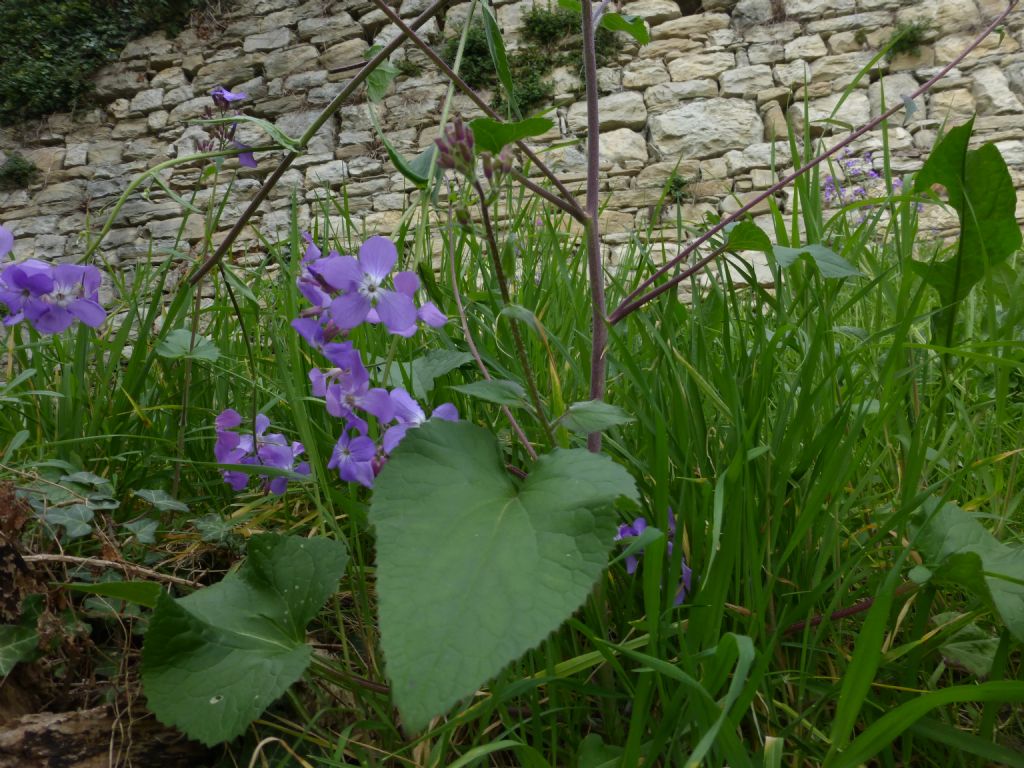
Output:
[0,259,51,326]
[23,264,106,334]
[213,410,308,494]
[210,86,247,109]
[309,344,393,431]
[231,141,257,168]
[327,430,377,488]
[392,271,447,330]
[0,225,12,260]
[615,511,693,606]
[327,236,418,336]
[381,388,458,453]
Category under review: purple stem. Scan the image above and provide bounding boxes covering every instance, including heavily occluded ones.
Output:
[580,0,607,453]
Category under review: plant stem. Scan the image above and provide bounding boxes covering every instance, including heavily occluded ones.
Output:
[474,180,556,446]
[188,0,452,287]
[446,210,538,461]
[369,0,586,222]
[610,0,1019,324]
[580,0,607,453]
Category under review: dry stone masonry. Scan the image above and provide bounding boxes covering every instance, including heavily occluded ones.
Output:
[1,0,1023,270]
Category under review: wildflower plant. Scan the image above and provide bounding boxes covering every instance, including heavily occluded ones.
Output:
[2,0,1023,761]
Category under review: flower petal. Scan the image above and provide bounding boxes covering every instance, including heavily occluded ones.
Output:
[216,409,243,429]
[392,270,419,297]
[374,290,418,336]
[417,301,447,328]
[0,225,13,258]
[358,236,397,281]
[68,299,106,328]
[329,291,371,330]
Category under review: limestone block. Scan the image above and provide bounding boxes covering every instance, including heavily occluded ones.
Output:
[305,160,350,186]
[297,14,360,44]
[120,32,173,63]
[929,88,976,120]
[130,88,165,114]
[244,28,294,52]
[810,52,876,87]
[783,0,855,18]
[994,140,1024,166]
[734,0,774,27]
[720,65,774,99]
[151,67,189,90]
[623,59,670,89]
[123,138,164,162]
[113,118,148,140]
[94,68,147,100]
[497,1,532,46]
[934,31,1020,67]
[635,160,700,188]
[775,60,811,89]
[703,0,740,10]
[194,58,257,92]
[34,181,85,207]
[622,0,681,24]
[597,67,622,94]
[868,73,923,118]
[649,99,763,159]
[651,13,731,40]
[321,39,370,71]
[668,52,735,81]
[644,80,719,111]
[796,91,871,130]
[265,45,319,79]
[749,44,784,65]
[806,11,892,35]
[400,0,435,17]
[897,0,980,37]
[87,142,124,165]
[639,38,704,62]
[65,144,89,167]
[760,101,788,141]
[277,109,337,155]
[972,67,1024,114]
[567,91,647,132]
[600,128,648,166]
[785,35,828,61]
[162,85,196,108]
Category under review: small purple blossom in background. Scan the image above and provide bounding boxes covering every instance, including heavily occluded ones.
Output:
[615,511,693,606]
[0,226,107,334]
[231,140,257,168]
[210,86,247,109]
[213,409,309,495]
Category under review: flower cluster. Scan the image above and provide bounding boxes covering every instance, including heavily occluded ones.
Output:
[822,149,881,208]
[0,224,107,334]
[213,234,454,493]
[213,409,310,494]
[615,511,693,606]
[198,86,256,168]
[435,115,476,178]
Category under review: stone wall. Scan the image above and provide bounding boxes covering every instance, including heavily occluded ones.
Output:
[1,0,1023,270]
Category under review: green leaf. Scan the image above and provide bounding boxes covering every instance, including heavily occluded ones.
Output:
[772,244,861,279]
[67,581,163,609]
[371,419,638,730]
[559,400,635,434]
[469,116,554,155]
[381,349,474,399]
[724,220,773,253]
[369,106,439,188]
[61,470,110,488]
[155,329,221,362]
[931,612,999,677]
[195,115,301,152]
[43,504,95,538]
[451,379,530,408]
[364,46,400,102]
[194,513,235,544]
[911,497,1024,642]
[557,0,651,45]
[481,1,519,118]
[123,518,159,544]
[141,534,348,745]
[911,118,1022,312]
[133,489,189,513]
[0,624,38,676]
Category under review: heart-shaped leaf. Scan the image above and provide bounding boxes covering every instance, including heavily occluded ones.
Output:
[470,116,555,155]
[371,420,638,730]
[141,534,348,745]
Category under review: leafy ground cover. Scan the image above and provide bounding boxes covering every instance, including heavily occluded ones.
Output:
[1,0,1023,765]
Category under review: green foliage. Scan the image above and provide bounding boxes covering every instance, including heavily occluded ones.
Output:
[469,116,554,154]
[885,20,930,60]
[0,152,39,191]
[141,534,349,745]
[440,5,623,115]
[371,419,638,729]
[395,57,423,78]
[0,0,214,125]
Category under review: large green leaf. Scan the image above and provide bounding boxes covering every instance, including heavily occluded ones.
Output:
[911,118,1022,314]
[558,400,635,434]
[911,497,1024,642]
[772,244,861,279]
[371,420,638,729]
[481,0,519,118]
[470,116,554,155]
[364,45,400,103]
[142,534,348,745]
[155,329,221,362]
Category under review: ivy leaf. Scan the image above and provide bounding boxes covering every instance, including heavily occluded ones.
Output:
[911,497,1024,642]
[451,379,530,408]
[558,400,635,434]
[0,595,43,676]
[469,116,554,155]
[123,518,159,544]
[772,244,861,279]
[371,420,638,730]
[155,329,221,362]
[931,613,999,677]
[43,504,95,538]
[133,489,189,513]
[142,534,348,745]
